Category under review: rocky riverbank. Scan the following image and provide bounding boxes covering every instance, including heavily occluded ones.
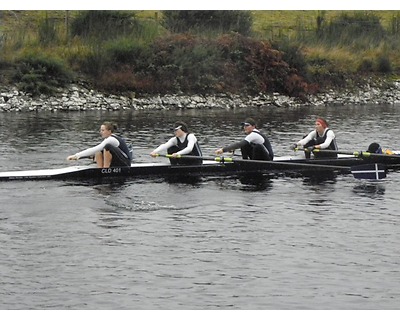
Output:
[1,81,400,112]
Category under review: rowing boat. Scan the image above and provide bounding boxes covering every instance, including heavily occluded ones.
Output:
[0,160,232,181]
[1,152,399,181]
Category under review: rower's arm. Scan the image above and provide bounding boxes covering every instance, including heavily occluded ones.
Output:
[222,140,248,152]
[75,136,118,159]
[297,131,315,146]
[152,137,176,154]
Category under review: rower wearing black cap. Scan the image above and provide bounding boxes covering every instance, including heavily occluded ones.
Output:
[215,117,274,161]
[367,142,393,155]
[150,121,203,165]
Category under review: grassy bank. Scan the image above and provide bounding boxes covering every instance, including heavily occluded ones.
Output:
[1,10,400,98]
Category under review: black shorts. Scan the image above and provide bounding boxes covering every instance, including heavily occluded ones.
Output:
[241,144,272,161]
[104,144,131,167]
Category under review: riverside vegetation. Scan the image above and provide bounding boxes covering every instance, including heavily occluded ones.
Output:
[1,10,400,111]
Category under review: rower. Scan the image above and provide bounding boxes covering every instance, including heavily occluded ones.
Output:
[215,117,274,161]
[293,117,338,159]
[67,121,132,168]
[150,121,203,165]
[367,142,393,155]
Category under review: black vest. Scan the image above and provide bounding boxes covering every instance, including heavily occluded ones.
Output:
[112,134,132,160]
[314,129,338,151]
[176,133,202,157]
[253,130,274,160]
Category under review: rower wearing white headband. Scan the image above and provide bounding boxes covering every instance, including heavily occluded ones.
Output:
[150,121,203,165]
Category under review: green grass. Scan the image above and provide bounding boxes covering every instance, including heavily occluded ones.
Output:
[251,10,399,33]
[3,10,397,34]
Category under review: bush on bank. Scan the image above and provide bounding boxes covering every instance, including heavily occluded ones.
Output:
[13,54,73,96]
[93,33,311,99]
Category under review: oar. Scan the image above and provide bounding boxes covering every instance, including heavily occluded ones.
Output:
[156,153,349,170]
[301,148,400,159]
[154,154,386,179]
[294,147,357,156]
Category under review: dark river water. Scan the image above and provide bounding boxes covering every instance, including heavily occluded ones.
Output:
[1,103,400,309]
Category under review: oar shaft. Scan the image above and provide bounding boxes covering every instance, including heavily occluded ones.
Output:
[155,153,351,171]
[311,149,357,156]
[231,157,351,170]
[157,153,222,162]
[312,148,400,159]
[295,148,358,156]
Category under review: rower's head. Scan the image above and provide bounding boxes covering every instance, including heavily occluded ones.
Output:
[315,117,328,134]
[173,121,188,137]
[367,142,382,154]
[100,121,117,138]
[241,118,257,134]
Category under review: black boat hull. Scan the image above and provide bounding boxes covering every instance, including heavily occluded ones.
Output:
[1,154,400,181]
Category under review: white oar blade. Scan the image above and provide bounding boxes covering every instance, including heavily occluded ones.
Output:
[351,163,386,180]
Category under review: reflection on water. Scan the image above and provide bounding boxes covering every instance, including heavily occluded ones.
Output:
[238,173,274,192]
[92,181,129,195]
[210,174,274,192]
[352,182,386,198]
[302,171,338,186]
[163,175,204,185]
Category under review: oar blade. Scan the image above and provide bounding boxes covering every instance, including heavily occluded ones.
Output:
[351,163,386,180]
